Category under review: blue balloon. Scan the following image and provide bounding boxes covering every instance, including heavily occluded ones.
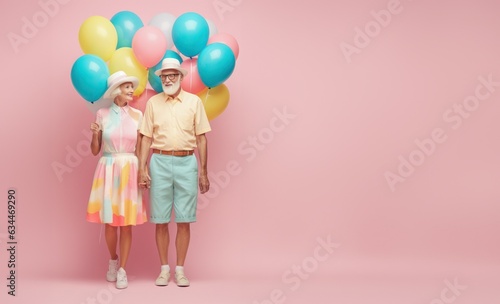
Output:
[172,12,209,57]
[71,54,110,102]
[148,50,183,93]
[111,11,143,48]
[198,43,236,88]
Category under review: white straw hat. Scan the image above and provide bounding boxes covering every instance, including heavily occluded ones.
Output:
[103,71,139,99]
[154,58,188,77]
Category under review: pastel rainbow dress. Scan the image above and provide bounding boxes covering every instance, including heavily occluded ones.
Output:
[87,103,147,226]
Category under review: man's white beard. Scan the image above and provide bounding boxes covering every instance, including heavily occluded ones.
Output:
[163,80,180,95]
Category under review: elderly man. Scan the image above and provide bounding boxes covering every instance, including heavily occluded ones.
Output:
[139,58,211,287]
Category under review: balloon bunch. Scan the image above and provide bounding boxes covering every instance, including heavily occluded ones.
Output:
[71,11,239,120]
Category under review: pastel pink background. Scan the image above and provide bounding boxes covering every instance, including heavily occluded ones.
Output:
[1,0,500,303]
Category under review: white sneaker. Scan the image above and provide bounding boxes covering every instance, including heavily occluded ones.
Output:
[155,271,170,286]
[175,271,190,287]
[106,259,119,282]
[116,268,128,289]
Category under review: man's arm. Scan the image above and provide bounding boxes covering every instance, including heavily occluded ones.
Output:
[196,133,209,194]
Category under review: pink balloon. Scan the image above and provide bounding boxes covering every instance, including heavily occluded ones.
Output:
[181,58,206,94]
[207,33,239,59]
[132,26,168,68]
[130,88,157,113]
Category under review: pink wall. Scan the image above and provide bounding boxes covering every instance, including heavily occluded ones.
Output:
[1,0,500,297]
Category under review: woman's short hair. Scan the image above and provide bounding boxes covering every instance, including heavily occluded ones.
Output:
[110,87,122,99]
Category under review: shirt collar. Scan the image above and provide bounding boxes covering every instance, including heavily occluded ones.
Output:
[111,102,130,114]
[164,89,185,103]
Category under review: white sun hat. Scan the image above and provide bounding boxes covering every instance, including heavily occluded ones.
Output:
[103,71,139,99]
[154,58,188,77]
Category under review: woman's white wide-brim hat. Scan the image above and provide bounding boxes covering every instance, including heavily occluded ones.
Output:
[103,71,139,99]
[154,58,188,77]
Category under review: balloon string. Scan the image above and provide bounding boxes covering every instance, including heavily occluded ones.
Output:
[203,87,211,107]
[190,60,193,92]
[145,68,148,102]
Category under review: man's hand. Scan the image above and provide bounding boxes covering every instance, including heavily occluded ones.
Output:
[199,174,210,194]
[139,167,151,188]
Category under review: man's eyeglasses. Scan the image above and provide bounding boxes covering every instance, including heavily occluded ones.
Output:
[160,73,180,81]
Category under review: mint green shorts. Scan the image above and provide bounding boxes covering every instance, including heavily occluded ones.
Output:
[149,154,198,223]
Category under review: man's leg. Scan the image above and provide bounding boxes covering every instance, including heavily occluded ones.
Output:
[174,222,191,286]
[155,223,171,285]
[173,155,198,266]
[172,155,198,287]
[149,154,174,286]
[176,223,190,266]
[156,223,170,265]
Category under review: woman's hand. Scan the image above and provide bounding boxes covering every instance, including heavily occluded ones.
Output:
[90,122,101,134]
[90,122,102,155]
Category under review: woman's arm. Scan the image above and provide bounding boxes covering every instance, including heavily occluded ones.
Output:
[138,135,152,188]
[90,122,102,155]
[135,131,142,158]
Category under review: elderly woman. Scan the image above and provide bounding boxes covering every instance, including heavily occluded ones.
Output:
[86,71,147,289]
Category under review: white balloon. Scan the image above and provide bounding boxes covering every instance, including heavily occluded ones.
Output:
[149,13,176,48]
[206,19,218,38]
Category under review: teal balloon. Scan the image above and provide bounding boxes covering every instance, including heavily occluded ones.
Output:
[71,54,110,102]
[198,43,235,88]
[172,12,209,57]
[111,11,143,48]
[148,50,184,93]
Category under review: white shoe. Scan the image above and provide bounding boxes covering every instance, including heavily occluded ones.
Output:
[106,259,119,282]
[175,271,190,287]
[155,271,170,286]
[116,268,128,289]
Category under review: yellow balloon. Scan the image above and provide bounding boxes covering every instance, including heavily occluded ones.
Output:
[197,84,230,121]
[78,16,117,61]
[108,48,148,96]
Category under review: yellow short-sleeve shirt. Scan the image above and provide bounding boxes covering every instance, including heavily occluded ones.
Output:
[140,90,211,151]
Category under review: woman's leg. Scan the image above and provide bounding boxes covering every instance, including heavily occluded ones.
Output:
[119,226,132,269]
[105,224,118,260]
